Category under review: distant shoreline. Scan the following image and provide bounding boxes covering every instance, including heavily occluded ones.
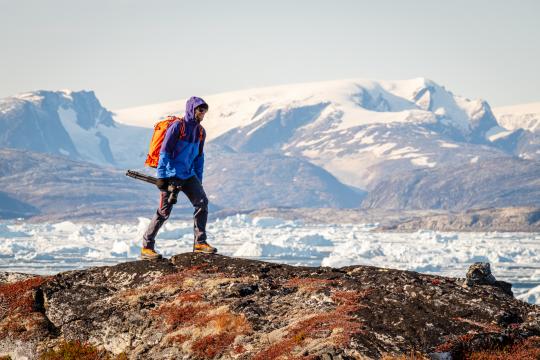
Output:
[8,206,538,233]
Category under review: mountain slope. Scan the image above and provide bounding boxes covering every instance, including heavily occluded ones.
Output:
[363,157,540,210]
[0,148,158,221]
[2,81,538,214]
[204,144,365,209]
[0,90,151,168]
[0,147,362,220]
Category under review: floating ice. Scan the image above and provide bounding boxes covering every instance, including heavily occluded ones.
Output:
[52,221,80,233]
[518,285,540,304]
[0,216,539,305]
[296,234,333,247]
[0,224,31,238]
[233,242,321,258]
[251,216,287,228]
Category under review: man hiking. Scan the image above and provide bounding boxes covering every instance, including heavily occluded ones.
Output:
[141,96,217,260]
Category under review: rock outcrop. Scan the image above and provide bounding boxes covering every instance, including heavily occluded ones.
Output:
[1,254,540,359]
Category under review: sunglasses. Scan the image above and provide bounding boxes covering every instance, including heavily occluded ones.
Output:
[195,107,208,113]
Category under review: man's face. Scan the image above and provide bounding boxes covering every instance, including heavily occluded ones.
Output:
[194,106,208,123]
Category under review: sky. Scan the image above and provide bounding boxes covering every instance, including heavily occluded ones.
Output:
[1,0,539,110]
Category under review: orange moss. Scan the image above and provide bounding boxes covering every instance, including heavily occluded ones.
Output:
[253,338,297,360]
[152,302,210,329]
[381,351,429,359]
[169,333,190,345]
[177,290,204,303]
[195,311,250,334]
[233,344,246,354]
[191,333,237,358]
[254,289,368,359]
[39,340,105,360]
[0,276,51,341]
[188,310,251,357]
[146,265,208,292]
[0,277,48,315]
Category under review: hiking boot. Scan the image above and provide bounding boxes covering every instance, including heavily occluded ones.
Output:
[140,248,163,260]
[193,242,218,254]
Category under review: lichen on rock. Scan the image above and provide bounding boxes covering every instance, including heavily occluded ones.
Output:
[0,254,539,359]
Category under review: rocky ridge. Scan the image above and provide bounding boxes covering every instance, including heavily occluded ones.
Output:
[1,254,540,359]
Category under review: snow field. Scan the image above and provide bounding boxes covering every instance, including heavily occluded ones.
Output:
[0,215,539,304]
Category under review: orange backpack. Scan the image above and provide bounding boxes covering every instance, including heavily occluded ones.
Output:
[144,116,185,168]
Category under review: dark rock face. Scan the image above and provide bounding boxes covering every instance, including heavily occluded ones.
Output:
[0,90,115,160]
[0,148,160,221]
[0,191,39,219]
[465,262,497,286]
[464,262,513,297]
[1,254,540,359]
[362,157,540,210]
[0,96,79,158]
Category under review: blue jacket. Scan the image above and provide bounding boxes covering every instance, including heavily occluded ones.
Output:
[157,97,207,181]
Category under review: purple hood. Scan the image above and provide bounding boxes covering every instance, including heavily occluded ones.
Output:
[184,96,208,123]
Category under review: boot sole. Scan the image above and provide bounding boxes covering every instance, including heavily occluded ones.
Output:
[140,255,163,260]
[193,249,218,254]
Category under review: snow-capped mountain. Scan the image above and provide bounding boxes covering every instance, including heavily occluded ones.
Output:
[115,78,505,189]
[2,79,539,214]
[487,102,540,161]
[493,102,540,133]
[0,90,151,168]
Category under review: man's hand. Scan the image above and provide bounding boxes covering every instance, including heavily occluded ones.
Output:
[156,178,169,191]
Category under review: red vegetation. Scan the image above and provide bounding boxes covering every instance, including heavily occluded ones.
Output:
[190,311,251,357]
[177,290,204,303]
[436,333,477,352]
[0,276,51,341]
[40,340,106,360]
[153,265,206,287]
[0,277,48,315]
[191,333,237,358]
[381,351,429,359]
[169,333,190,345]
[254,289,368,360]
[466,336,540,360]
[152,302,210,329]
[234,344,246,354]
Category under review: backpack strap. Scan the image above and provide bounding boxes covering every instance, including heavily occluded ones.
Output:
[167,115,186,140]
[199,125,204,141]
[179,118,186,140]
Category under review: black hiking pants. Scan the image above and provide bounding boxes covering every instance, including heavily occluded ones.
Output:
[142,176,208,250]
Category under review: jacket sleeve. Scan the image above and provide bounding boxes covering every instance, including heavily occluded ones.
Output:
[193,127,206,182]
[157,121,180,178]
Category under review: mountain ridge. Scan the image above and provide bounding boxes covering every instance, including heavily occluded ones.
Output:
[1,79,539,215]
